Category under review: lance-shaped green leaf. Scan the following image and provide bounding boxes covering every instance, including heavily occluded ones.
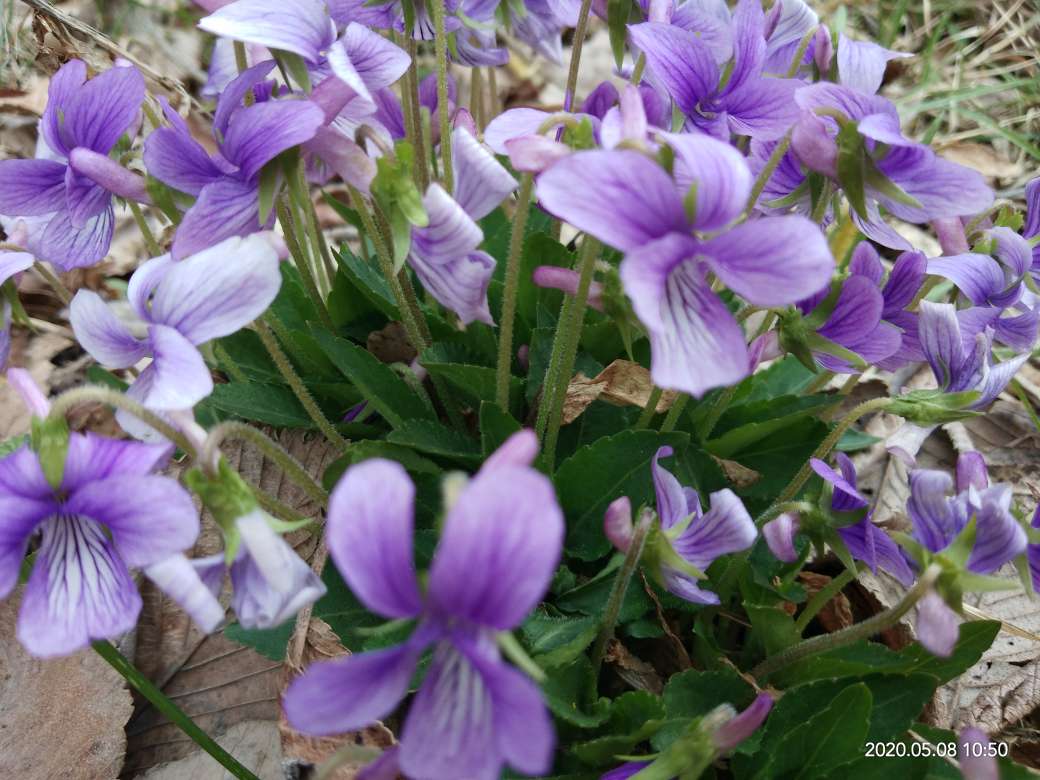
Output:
[835,121,868,217]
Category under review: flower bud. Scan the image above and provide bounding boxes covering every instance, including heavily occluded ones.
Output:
[533,265,605,310]
[604,496,634,552]
[813,26,833,74]
[791,113,838,177]
[712,693,774,752]
[958,728,999,780]
[915,590,960,657]
[505,135,570,173]
[763,513,800,563]
[956,451,989,493]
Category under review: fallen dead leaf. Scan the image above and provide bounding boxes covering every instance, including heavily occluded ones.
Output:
[937,142,1024,180]
[797,571,853,632]
[712,456,761,490]
[562,359,677,425]
[0,586,134,778]
[604,638,664,694]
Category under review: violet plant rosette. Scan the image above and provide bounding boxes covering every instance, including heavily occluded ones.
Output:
[536,134,833,397]
[284,431,561,780]
[0,59,148,269]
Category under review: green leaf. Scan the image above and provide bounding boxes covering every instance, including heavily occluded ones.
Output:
[312,563,384,650]
[758,683,873,779]
[571,690,666,765]
[479,401,522,457]
[706,395,838,457]
[745,603,801,654]
[521,611,598,669]
[555,430,692,560]
[911,723,1034,780]
[0,434,28,458]
[205,382,313,428]
[770,621,1000,687]
[322,440,443,491]
[311,328,434,428]
[224,621,293,661]
[215,330,281,382]
[606,0,632,69]
[336,247,399,318]
[421,348,524,414]
[542,656,612,728]
[556,556,650,623]
[836,121,868,217]
[386,420,481,463]
[653,668,756,751]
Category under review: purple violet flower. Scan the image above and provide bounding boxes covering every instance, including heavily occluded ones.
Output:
[1027,506,1040,594]
[907,453,1026,574]
[536,137,832,396]
[606,447,757,604]
[406,127,516,325]
[790,84,993,249]
[629,0,804,141]
[0,369,219,657]
[284,430,562,780]
[144,63,325,258]
[69,234,282,435]
[0,60,147,269]
[959,727,1000,780]
[810,453,915,586]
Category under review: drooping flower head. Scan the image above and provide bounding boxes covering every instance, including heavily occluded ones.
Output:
[285,430,563,780]
[0,60,147,269]
[605,446,757,604]
[0,369,220,657]
[70,233,282,436]
[537,135,832,396]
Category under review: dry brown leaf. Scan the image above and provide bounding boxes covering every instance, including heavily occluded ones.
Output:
[562,360,677,425]
[126,430,339,776]
[0,330,73,439]
[936,142,1023,180]
[604,638,664,694]
[712,456,761,490]
[136,721,284,780]
[797,572,853,631]
[0,586,133,778]
[279,618,395,779]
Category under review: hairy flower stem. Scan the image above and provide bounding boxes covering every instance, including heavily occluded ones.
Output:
[744,132,791,218]
[697,384,738,440]
[772,397,891,508]
[129,201,162,257]
[346,186,466,430]
[429,0,453,192]
[201,420,329,503]
[636,386,664,428]
[563,0,595,111]
[470,67,485,130]
[794,565,860,635]
[276,199,335,329]
[660,393,689,433]
[92,640,260,780]
[254,317,349,450]
[289,162,334,294]
[494,173,534,409]
[752,564,941,680]
[48,385,195,454]
[591,510,653,678]
[33,262,72,306]
[785,27,816,78]
[541,237,600,470]
[486,67,499,117]
[401,36,429,192]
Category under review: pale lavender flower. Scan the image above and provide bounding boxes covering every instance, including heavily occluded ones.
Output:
[762,512,800,563]
[959,728,1000,780]
[810,453,915,586]
[606,447,756,604]
[0,60,147,269]
[406,127,516,325]
[712,692,774,751]
[188,509,326,629]
[69,234,282,433]
[284,431,561,780]
[0,369,217,657]
[537,138,832,396]
[1027,506,1040,593]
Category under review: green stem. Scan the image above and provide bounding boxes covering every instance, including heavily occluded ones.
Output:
[495,173,534,409]
[497,631,546,682]
[772,397,891,508]
[635,386,663,429]
[794,565,860,635]
[33,262,72,306]
[744,132,791,218]
[785,27,816,78]
[213,342,249,384]
[804,370,835,395]
[486,67,499,118]
[201,420,329,503]
[129,201,162,257]
[563,0,595,111]
[276,198,335,329]
[48,385,194,454]
[254,317,348,450]
[591,510,653,676]
[541,237,600,470]
[631,52,647,85]
[660,393,689,433]
[697,385,737,441]
[752,564,941,679]
[298,165,338,290]
[429,0,453,192]
[93,641,260,780]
